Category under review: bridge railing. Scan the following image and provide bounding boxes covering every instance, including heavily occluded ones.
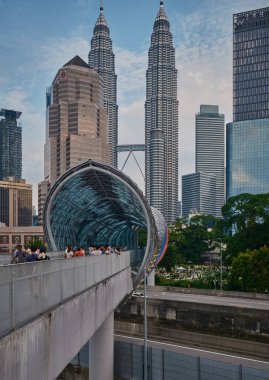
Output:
[0,252,131,339]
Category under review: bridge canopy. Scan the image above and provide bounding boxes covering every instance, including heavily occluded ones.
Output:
[44,160,168,285]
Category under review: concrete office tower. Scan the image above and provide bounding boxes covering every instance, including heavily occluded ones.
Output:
[88,3,118,168]
[0,109,22,180]
[38,87,52,224]
[44,55,110,186]
[182,173,216,218]
[196,105,225,218]
[145,1,179,223]
[39,56,110,223]
[0,178,32,227]
[38,180,50,224]
[227,7,269,198]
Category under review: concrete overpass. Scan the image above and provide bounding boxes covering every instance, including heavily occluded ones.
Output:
[0,253,133,379]
[0,160,168,380]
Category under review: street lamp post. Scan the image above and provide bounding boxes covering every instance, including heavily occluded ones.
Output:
[220,238,223,291]
[207,228,223,291]
[144,267,147,380]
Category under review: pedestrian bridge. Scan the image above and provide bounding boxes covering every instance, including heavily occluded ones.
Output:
[0,253,133,379]
[44,160,168,286]
[0,160,168,379]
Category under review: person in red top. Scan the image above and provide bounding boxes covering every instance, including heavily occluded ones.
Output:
[75,247,85,257]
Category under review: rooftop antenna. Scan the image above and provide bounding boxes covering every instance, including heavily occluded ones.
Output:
[100,0,103,12]
[160,1,164,6]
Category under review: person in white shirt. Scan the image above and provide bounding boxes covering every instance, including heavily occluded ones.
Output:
[64,245,73,259]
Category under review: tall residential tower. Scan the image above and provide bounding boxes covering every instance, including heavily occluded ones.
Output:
[145,1,179,223]
[0,109,22,180]
[0,109,33,227]
[88,3,118,168]
[227,7,269,198]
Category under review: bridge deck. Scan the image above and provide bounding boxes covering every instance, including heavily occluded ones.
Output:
[0,252,131,339]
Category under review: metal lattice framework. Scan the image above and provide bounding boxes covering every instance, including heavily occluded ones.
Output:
[43,160,168,285]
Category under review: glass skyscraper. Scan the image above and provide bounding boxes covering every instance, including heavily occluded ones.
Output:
[145,1,179,223]
[182,173,216,218]
[88,4,118,168]
[227,119,269,197]
[182,105,224,218]
[233,7,269,121]
[196,105,225,218]
[0,109,22,180]
[227,7,269,198]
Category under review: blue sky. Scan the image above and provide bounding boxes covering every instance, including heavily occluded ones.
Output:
[0,0,268,207]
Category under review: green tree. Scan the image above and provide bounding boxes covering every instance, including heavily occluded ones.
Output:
[158,244,177,271]
[229,246,269,293]
[222,193,269,259]
[25,236,45,250]
[159,215,219,269]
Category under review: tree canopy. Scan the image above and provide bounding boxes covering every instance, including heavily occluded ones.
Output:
[229,246,269,293]
[159,215,218,270]
[222,193,269,258]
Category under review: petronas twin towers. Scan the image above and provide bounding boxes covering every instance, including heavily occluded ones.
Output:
[88,4,118,168]
[145,2,178,223]
[89,1,179,223]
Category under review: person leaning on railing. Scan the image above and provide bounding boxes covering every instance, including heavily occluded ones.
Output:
[64,245,74,259]
[11,244,27,264]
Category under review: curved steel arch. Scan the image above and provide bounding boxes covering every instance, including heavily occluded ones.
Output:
[43,160,168,285]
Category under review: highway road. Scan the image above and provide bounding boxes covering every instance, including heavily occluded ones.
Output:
[115,334,269,371]
[144,289,269,310]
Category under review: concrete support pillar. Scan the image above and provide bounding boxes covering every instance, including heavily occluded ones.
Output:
[89,312,114,380]
[147,269,155,286]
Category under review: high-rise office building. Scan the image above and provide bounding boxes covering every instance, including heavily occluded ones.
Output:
[0,109,22,180]
[196,105,225,217]
[182,173,216,218]
[88,3,118,168]
[38,56,111,222]
[227,7,269,198]
[44,55,110,185]
[233,8,269,122]
[182,105,224,218]
[145,1,179,223]
[0,177,32,227]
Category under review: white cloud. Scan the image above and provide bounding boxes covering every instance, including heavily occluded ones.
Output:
[115,46,147,103]
[38,36,89,73]
[118,99,145,144]
[0,89,29,112]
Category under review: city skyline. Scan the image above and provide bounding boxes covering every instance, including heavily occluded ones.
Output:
[1,0,268,207]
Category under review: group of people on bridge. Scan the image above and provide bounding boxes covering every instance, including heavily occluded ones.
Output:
[11,244,50,264]
[10,243,123,264]
[64,245,122,258]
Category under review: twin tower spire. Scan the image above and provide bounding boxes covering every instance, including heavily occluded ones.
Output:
[89,1,178,223]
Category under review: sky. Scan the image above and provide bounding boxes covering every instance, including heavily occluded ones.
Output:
[0,0,268,208]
